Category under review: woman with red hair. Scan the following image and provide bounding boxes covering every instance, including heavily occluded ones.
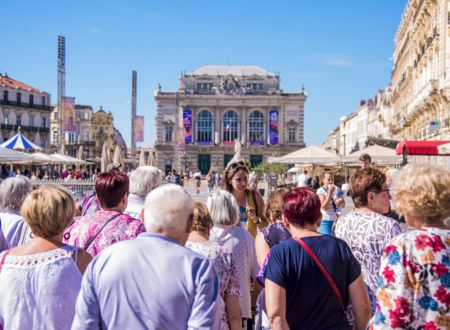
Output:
[264,188,371,330]
[64,171,145,257]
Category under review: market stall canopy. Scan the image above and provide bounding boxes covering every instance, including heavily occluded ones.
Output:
[437,142,450,155]
[268,145,341,164]
[0,147,39,163]
[343,145,401,164]
[0,131,42,151]
[52,153,90,165]
[396,140,450,155]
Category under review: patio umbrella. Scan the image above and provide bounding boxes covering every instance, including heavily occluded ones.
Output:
[139,150,146,167]
[438,142,450,155]
[0,130,42,151]
[0,147,39,163]
[147,148,156,166]
[101,143,111,172]
[113,145,125,171]
[77,145,84,160]
[268,145,341,164]
[343,145,401,164]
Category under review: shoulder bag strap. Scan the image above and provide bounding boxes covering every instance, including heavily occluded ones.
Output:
[293,237,345,311]
[0,249,11,273]
[84,213,123,251]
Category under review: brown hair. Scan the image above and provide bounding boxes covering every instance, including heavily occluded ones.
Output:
[222,160,249,192]
[348,168,386,208]
[359,153,372,163]
[21,185,75,238]
[265,188,289,221]
[192,201,213,233]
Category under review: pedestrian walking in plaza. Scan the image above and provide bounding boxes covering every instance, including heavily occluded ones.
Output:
[223,160,268,237]
[186,201,242,330]
[359,153,372,169]
[334,168,403,319]
[264,188,371,330]
[316,172,345,235]
[72,184,220,330]
[254,188,291,329]
[0,176,33,247]
[371,164,450,329]
[124,165,163,220]
[208,190,259,330]
[194,169,202,194]
[64,171,145,257]
[0,185,92,330]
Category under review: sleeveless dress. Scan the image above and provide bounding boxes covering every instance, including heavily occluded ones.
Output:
[0,246,82,330]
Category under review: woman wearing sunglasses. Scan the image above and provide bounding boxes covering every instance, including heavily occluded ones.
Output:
[222,160,268,237]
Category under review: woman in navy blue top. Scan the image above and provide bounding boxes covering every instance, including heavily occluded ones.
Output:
[264,188,371,330]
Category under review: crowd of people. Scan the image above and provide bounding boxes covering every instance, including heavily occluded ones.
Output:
[0,157,448,330]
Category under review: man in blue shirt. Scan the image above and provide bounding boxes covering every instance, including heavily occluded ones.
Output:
[72,184,220,330]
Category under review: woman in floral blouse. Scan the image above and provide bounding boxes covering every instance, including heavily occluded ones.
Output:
[186,202,241,330]
[371,164,450,329]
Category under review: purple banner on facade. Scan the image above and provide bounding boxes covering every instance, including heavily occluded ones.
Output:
[183,109,192,144]
[269,110,279,145]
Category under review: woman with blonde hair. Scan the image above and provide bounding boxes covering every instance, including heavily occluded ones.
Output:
[371,164,450,329]
[186,202,241,330]
[0,185,92,329]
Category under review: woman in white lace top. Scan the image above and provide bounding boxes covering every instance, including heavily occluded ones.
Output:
[0,185,92,330]
[186,201,241,330]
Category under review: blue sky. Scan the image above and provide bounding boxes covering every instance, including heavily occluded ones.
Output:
[1,0,407,147]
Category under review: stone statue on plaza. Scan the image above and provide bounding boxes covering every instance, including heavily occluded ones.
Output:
[232,138,243,162]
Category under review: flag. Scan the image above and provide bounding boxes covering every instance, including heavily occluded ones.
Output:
[134,115,144,142]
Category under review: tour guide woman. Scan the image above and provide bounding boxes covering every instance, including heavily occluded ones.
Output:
[223,160,268,236]
[264,187,371,330]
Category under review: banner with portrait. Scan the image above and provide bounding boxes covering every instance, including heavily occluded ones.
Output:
[269,110,279,145]
[134,115,144,142]
[183,109,192,144]
[62,97,76,133]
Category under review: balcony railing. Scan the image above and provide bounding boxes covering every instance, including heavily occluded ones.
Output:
[0,124,49,133]
[0,100,52,111]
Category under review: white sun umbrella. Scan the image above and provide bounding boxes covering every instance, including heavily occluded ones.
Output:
[139,150,146,167]
[147,148,156,166]
[113,145,125,171]
[101,143,111,173]
[0,147,39,164]
[268,145,341,164]
[438,142,450,155]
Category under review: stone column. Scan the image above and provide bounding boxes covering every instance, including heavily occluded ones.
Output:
[241,107,247,144]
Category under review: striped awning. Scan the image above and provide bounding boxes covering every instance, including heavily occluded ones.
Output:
[0,131,42,150]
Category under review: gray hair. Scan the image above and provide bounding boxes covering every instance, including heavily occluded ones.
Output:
[206,190,239,226]
[0,176,33,211]
[143,184,193,234]
[129,166,163,197]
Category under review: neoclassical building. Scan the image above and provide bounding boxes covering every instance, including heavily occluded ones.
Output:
[0,73,51,147]
[154,65,307,174]
[389,0,450,140]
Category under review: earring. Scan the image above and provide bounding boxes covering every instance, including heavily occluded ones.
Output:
[63,232,70,240]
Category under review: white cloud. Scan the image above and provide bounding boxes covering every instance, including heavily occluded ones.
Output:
[310,54,354,67]
[84,27,100,33]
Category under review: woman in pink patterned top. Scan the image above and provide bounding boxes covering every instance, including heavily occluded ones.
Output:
[64,171,145,257]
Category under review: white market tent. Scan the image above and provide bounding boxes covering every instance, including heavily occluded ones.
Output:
[342,145,402,164]
[0,147,39,164]
[51,153,89,165]
[268,145,341,165]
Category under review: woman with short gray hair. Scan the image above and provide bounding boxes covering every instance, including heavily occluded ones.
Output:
[208,190,259,329]
[0,176,33,247]
[125,166,164,220]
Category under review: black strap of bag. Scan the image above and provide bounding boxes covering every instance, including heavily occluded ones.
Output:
[84,213,123,250]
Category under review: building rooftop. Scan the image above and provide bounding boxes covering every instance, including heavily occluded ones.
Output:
[189,65,276,77]
[0,73,45,94]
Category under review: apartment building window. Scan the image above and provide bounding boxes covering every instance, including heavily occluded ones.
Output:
[3,91,8,102]
[29,95,34,106]
[17,93,21,105]
[223,111,238,143]
[68,149,77,157]
[197,110,212,143]
[288,128,296,143]
[165,126,173,142]
[247,83,263,91]
[197,83,213,91]
[248,111,265,143]
[3,113,9,125]
[29,115,34,127]
[68,132,75,144]
[41,96,46,107]
[16,115,22,126]
[53,130,58,143]
[85,131,90,141]
[42,117,47,128]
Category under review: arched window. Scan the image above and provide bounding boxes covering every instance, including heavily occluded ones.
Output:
[197,110,212,144]
[249,111,264,144]
[223,111,238,143]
